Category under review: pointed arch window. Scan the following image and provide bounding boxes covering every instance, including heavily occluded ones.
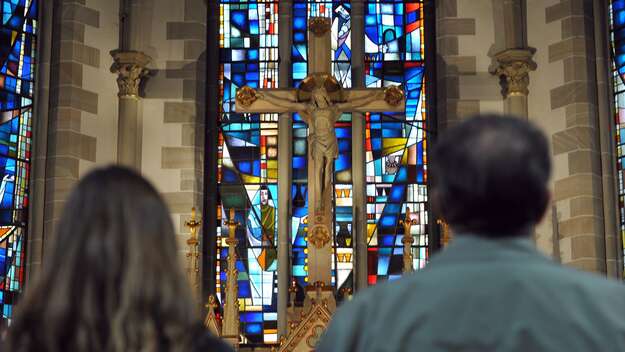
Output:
[214,0,432,346]
[216,1,280,345]
[0,0,37,324]
[364,0,429,283]
[610,0,625,273]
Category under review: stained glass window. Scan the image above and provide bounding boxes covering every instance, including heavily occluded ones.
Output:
[610,0,625,274]
[217,0,279,345]
[214,0,431,345]
[0,0,36,324]
[290,0,353,296]
[364,1,428,284]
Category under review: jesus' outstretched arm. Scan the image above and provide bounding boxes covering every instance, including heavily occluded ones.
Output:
[335,90,384,111]
[257,91,307,111]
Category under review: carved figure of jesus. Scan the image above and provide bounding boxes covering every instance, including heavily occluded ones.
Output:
[235,16,405,286]
[255,86,382,212]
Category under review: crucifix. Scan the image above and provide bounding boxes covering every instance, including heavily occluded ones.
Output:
[235,17,405,286]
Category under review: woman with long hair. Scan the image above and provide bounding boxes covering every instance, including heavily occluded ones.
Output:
[7,166,232,352]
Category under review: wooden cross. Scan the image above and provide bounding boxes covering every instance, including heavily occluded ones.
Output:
[235,17,405,286]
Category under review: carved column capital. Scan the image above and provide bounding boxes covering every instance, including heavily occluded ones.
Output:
[490,48,537,97]
[110,50,151,99]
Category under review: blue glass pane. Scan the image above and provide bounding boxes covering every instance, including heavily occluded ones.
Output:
[611,0,625,275]
[217,1,279,345]
[0,0,35,325]
[290,1,353,296]
[365,0,428,285]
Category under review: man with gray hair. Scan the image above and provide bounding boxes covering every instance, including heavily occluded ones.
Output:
[318,114,625,352]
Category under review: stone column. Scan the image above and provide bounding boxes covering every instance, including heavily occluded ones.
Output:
[594,0,621,277]
[278,0,293,338]
[110,50,151,168]
[277,0,293,337]
[27,0,54,284]
[490,48,536,118]
[501,0,526,49]
[535,0,609,272]
[204,0,220,302]
[350,0,368,290]
[490,0,535,118]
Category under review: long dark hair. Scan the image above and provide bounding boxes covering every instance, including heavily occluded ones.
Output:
[7,166,199,352]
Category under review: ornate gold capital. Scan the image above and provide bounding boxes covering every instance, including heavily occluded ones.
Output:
[110,50,151,99]
[236,86,259,107]
[384,85,404,106]
[185,207,201,243]
[308,215,331,249]
[225,237,239,247]
[490,48,537,98]
[309,17,331,36]
[309,223,331,249]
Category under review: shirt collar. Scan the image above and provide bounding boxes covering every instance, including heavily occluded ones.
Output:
[428,233,549,266]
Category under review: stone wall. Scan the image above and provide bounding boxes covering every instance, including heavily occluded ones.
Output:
[138,0,207,267]
[435,0,622,276]
[29,0,119,280]
[436,0,503,130]
[29,0,207,284]
[527,0,565,258]
[528,0,619,275]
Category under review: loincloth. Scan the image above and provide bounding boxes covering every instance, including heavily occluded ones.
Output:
[309,133,338,158]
